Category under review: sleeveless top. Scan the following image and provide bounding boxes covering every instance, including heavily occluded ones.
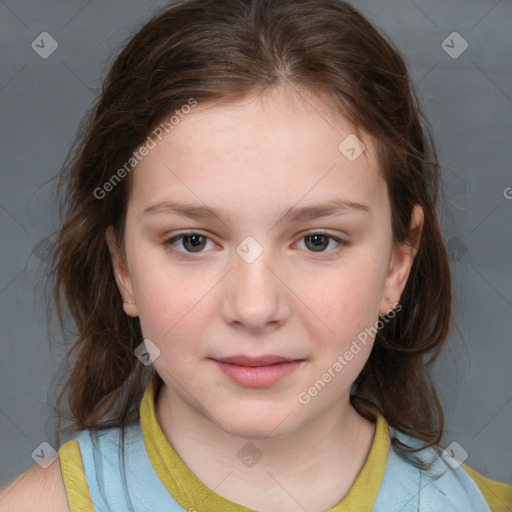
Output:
[58,373,512,511]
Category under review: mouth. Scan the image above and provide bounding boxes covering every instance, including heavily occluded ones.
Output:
[211,355,303,387]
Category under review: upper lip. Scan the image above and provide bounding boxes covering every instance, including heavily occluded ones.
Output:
[214,355,299,367]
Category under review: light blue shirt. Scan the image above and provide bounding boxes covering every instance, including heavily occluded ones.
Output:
[69,419,492,511]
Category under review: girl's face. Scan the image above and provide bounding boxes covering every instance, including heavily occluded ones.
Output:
[108,86,421,439]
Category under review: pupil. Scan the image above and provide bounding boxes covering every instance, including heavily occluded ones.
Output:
[185,235,205,251]
[308,234,327,251]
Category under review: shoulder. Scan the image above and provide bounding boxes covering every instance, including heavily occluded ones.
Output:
[461,463,512,512]
[0,457,70,512]
[0,430,99,512]
[382,428,509,512]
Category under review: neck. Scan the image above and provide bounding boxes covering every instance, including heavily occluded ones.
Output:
[154,384,377,511]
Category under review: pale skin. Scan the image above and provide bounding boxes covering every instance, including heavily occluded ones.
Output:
[0,85,423,511]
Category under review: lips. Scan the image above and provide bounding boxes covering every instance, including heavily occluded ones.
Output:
[212,355,302,387]
[216,355,295,367]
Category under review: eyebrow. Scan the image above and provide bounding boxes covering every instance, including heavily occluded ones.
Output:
[143,198,370,225]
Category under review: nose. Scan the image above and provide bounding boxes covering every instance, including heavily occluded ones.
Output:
[221,243,290,333]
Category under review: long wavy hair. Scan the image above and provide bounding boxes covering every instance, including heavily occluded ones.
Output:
[52,0,451,471]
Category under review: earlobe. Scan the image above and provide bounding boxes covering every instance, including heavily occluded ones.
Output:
[105,226,139,317]
[379,205,424,316]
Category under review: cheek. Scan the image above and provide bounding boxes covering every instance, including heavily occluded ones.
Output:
[137,289,204,352]
[127,252,206,354]
[136,296,207,384]
[302,258,386,339]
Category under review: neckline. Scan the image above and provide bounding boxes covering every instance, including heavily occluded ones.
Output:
[140,371,390,511]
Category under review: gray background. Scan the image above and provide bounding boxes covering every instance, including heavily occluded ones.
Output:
[1,0,511,489]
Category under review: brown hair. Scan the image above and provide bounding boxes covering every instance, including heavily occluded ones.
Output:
[52,0,451,469]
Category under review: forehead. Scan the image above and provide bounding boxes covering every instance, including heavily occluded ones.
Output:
[129,86,387,216]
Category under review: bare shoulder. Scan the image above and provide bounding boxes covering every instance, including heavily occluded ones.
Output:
[0,457,70,512]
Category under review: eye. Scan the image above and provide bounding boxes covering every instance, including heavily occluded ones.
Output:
[164,232,216,255]
[296,232,348,254]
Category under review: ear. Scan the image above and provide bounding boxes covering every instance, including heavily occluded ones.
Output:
[105,226,139,317]
[379,205,424,316]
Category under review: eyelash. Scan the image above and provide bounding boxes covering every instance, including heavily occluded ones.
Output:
[163,231,349,259]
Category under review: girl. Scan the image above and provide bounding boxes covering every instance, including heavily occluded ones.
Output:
[1,0,511,510]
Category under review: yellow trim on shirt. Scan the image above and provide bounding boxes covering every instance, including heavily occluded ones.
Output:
[58,439,94,512]
[141,372,388,511]
[328,411,389,511]
[462,463,512,512]
[141,373,253,511]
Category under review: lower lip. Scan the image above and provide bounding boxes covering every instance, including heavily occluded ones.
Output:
[213,360,302,387]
